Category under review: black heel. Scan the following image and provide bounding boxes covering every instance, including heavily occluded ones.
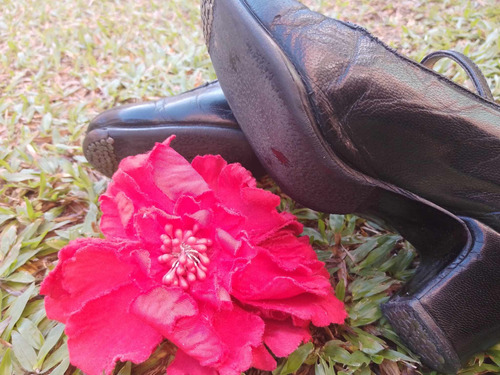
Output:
[383,218,500,373]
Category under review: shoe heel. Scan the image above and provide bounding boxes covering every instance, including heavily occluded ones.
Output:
[383,218,500,374]
[382,297,461,374]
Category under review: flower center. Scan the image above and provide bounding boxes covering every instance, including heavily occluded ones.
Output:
[158,224,212,290]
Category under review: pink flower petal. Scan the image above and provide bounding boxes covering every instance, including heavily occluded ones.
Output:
[232,248,332,300]
[211,204,246,237]
[118,151,149,173]
[99,195,128,238]
[41,239,139,322]
[218,162,256,192]
[114,191,134,228]
[187,246,236,309]
[189,272,233,309]
[238,186,301,240]
[131,286,198,332]
[114,145,176,213]
[150,142,210,201]
[107,168,152,208]
[258,231,327,272]
[168,313,226,367]
[245,293,347,327]
[263,320,311,357]
[173,194,203,216]
[216,228,242,256]
[211,306,265,374]
[133,206,181,246]
[100,169,156,238]
[167,349,218,375]
[191,154,228,191]
[251,345,277,371]
[65,284,163,375]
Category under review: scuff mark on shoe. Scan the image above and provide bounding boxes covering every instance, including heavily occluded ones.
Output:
[271,148,290,166]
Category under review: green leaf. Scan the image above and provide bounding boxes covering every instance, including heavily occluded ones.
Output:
[0,348,13,375]
[5,271,35,284]
[36,323,65,367]
[354,365,372,375]
[378,349,418,363]
[378,327,414,355]
[329,214,345,234]
[350,350,372,366]
[2,283,35,340]
[318,219,327,240]
[12,330,37,372]
[303,227,325,244]
[335,278,345,301]
[39,171,47,197]
[0,214,15,227]
[357,236,398,269]
[315,357,335,375]
[17,318,44,350]
[322,340,370,366]
[0,224,17,257]
[348,294,388,327]
[349,238,378,263]
[276,342,314,375]
[41,341,69,372]
[344,328,386,355]
[292,208,319,221]
[117,362,132,375]
[41,112,53,134]
[343,214,358,236]
[2,170,37,182]
[82,202,99,235]
[0,316,11,337]
[384,247,415,276]
[23,197,36,222]
[350,276,395,301]
[370,355,384,364]
[48,358,70,375]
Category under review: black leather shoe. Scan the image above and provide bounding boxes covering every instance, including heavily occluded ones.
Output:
[83,81,263,177]
[202,0,500,372]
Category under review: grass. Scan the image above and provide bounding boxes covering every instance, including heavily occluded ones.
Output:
[0,0,499,374]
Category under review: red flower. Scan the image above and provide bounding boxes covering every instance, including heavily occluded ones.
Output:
[41,137,346,375]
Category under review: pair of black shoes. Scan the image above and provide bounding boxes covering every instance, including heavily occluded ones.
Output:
[84,0,500,373]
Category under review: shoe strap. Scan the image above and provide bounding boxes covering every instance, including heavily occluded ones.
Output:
[421,50,494,101]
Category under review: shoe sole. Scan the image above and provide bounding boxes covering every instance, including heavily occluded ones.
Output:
[206,0,468,262]
[205,0,474,370]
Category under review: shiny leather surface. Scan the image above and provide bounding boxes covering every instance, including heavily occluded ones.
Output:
[84,81,264,176]
[88,81,236,131]
[243,0,500,233]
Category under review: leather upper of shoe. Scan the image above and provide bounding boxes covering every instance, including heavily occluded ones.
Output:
[229,0,500,232]
[83,81,266,178]
[88,81,236,132]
